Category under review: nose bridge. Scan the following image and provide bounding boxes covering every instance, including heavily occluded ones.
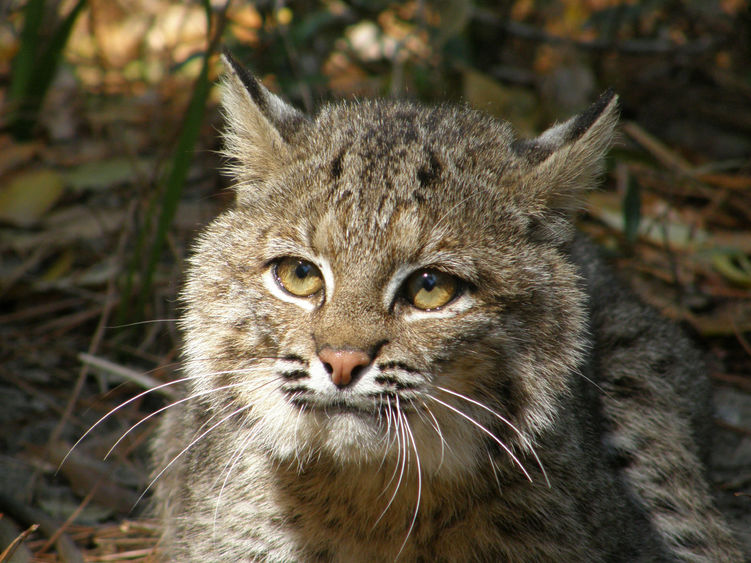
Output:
[313,281,388,353]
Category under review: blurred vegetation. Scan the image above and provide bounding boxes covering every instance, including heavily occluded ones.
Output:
[2,0,750,326]
[1,1,751,559]
[7,0,87,140]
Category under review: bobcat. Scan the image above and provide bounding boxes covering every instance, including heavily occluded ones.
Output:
[151,51,743,561]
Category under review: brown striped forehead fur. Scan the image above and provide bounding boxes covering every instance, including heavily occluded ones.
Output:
[241,100,531,280]
[214,52,620,311]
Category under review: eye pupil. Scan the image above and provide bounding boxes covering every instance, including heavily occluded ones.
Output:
[421,272,436,291]
[403,269,459,310]
[274,258,323,297]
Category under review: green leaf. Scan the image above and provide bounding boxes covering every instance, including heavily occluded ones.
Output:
[63,157,155,191]
[0,168,64,227]
[8,0,88,140]
[713,252,751,288]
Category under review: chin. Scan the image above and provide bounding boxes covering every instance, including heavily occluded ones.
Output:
[253,404,388,466]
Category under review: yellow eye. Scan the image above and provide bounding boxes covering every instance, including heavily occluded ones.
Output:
[403,269,459,310]
[274,258,323,297]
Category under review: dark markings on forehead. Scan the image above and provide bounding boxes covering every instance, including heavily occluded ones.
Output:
[416,146,442,188]
[330,147,345,181]
[319,109,453,221]
[376,193,389,216]
[358,119,420,160]
[335,189,353,207]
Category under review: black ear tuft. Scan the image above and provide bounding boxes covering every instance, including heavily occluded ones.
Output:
[222,48,269,114]
[507,89,620,234]
[220,49,307,143]
[563,88,618,145]
[219,49,309,202]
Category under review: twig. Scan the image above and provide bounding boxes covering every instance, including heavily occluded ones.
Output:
[77,353,178,399]
[711,372,751,394]
[42,250,125,505]
[4,372,81,422]
[621,121,694,175]
[697,173,751,191]
[35,305,106,337]
[88,547,157,561]
[37,483,99,555]
[732,315,751,359]
[0,297,84,325]
[0,523,38,563]
[45,292,117,451]
[0,494,84,563]
[0,246,49,299]
[714,418,751,438]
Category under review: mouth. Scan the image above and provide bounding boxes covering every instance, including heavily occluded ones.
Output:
[284,389,414,416]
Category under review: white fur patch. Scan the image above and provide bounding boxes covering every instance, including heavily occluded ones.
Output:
[263,267,316,311]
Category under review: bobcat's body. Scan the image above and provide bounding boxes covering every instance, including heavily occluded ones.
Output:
[152,52,742,561]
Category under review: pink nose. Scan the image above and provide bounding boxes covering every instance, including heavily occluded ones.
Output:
[318,348,371,387]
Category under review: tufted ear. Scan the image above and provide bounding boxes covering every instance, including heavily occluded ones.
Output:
[513,90,619,214]
[507,90,619,245]
[219,49,307,201]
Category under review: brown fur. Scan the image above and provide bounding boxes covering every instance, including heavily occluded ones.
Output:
[151,52,743,561]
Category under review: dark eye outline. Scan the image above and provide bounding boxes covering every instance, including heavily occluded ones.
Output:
[272,257,324,298]
[400,268,463,311]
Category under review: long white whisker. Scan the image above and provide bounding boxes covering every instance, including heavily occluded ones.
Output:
[61,365,275,471]
[293,397,307,467]
[374,401,408,528]
[213,423,257,490]
[378,406,400,493]
[212,422,261,536]
[573,366,606,395]
[210,379,285,527]
[396,403,421,560]
[60,373,206,471]
[201,379,286,492]
[487,447,502,494]
[104,379,264,460]
[418,400,447,471]
[107,318,179,328]
[207,378,284,493]
[376,398,393,473]
[435,385,549,486]
[426,395,533,483]
[137,402,255,509]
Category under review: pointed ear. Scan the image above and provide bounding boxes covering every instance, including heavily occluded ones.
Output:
[514,90,619,214]
[219,49,307,200]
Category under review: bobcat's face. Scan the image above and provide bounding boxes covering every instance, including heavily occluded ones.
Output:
[180,54,617,478]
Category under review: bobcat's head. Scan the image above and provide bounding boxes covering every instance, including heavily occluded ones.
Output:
[181,51,618,478]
